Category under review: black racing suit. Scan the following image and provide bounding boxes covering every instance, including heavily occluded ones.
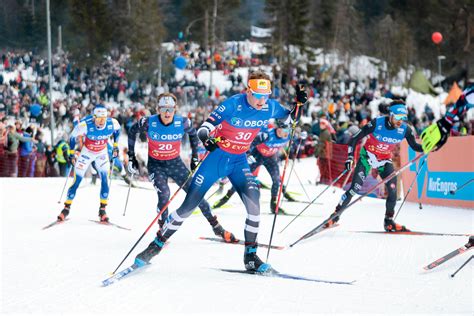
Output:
[128,116,216,223]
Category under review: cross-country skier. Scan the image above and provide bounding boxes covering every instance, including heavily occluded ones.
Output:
[212,120,298,214]
[57,105,121,222]
[421,85,474,152]
[127,93,236,242]
[325,100,423,231]
[133,71,307,272]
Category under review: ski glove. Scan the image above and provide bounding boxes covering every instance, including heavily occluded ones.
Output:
[421,117,452,153]
[295,85,308,105]
[127,152,139,174]
[112,143,120,158]
[203,137,223,152]
[345,156,354,172]
[67,150,76,166]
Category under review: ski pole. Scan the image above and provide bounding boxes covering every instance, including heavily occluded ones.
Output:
[450,255,473,278]
[279,169,348,233]
[122,174,134,216]
[450,178,474,195]
[281,148,311,203]
[112,151,210,274]
[293,167,311,202]
[290,153,427,247]
[284,137,304,189]
[334,167,352,194]
[266,103,302,262]
[58,165,74,203]
[394,155,427,221]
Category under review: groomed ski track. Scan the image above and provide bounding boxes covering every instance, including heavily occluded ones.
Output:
[1,157,472,315]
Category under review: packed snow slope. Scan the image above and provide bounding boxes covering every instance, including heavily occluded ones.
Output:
[1,158,473,315]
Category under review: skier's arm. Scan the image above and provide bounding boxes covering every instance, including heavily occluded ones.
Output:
[405,126,423,152]
[252,132,269,146]
[445,87,474,124]
[127,117,148,154]
[111,118,121,145]
[69,121,87,150]
[421,87,474,152]
[184,118,199,158]
[197,99,234,143]
[347,119,376,158]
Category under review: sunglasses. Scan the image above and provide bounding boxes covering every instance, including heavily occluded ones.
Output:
[251,91,270,100]
[393,114,407,121]
[158,107,176,113]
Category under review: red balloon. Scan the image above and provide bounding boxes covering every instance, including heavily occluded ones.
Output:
[432,32,443,44]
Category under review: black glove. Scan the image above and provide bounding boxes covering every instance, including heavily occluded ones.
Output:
[295,85,308,105]
[345,156,354,172]
[67,150,76,166]
[127,152,139,174]
[203,137,222,152]
[190,155,199,171]
[434,117,452,151]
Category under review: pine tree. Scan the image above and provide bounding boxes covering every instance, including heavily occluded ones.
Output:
[127,0,167,81]
[67,0,114,65]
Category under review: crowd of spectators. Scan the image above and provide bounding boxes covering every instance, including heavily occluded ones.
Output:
[0,41,472,178]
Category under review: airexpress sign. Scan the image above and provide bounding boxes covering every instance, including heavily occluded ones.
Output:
[401,137,474,209]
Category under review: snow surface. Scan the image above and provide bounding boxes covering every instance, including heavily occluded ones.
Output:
[1,157,473,315]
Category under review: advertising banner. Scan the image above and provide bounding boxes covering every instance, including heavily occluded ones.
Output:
[400,136,474,209]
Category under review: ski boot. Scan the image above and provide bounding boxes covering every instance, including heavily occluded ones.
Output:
[134,235,165,267]
[270,197,287,215]
[244,245,273,273]
[212,191,233,209]
[98,203,109,222]
[57,201,71,221]
[384,217,409,232]
[210,216,237,243]
[123,174,131,185]
[466,236,474,248]
[323,205,342,228]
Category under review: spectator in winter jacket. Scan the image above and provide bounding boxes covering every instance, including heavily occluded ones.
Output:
[54,139,70,177]
[5,125,33,176]
[34,131,47,177]
[18,126,36,177]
